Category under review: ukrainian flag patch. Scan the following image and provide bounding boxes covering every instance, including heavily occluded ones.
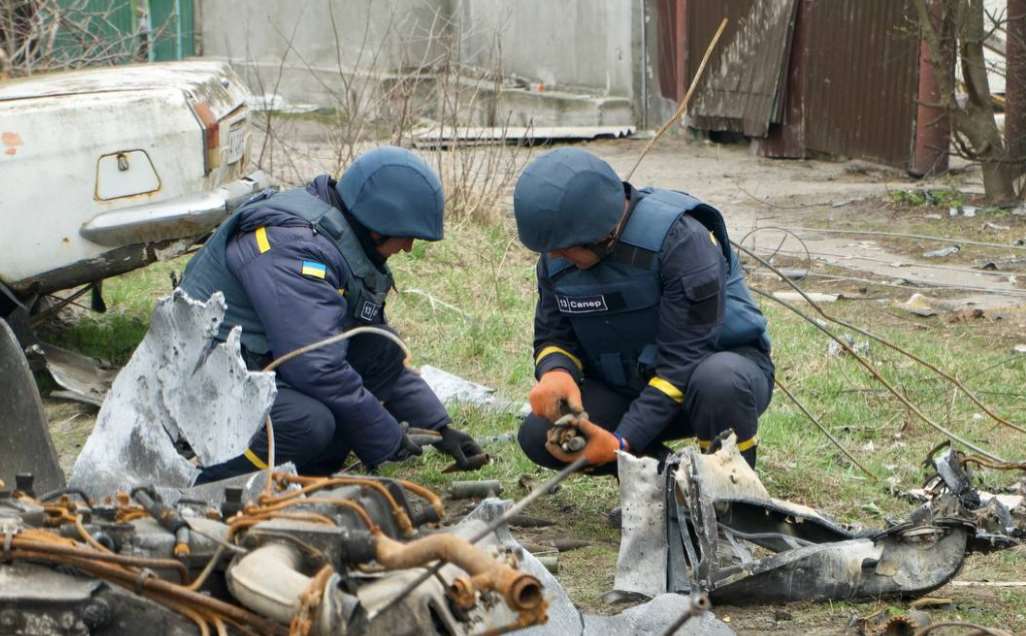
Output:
[300,260,327,279]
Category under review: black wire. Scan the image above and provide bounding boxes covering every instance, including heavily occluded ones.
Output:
[38,488,94,507]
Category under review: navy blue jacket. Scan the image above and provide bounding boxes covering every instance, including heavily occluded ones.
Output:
[217,177,404,466]
[533,186,770,451]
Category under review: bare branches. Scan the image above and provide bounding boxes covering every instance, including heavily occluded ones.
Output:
[912,0,1019,202]
[0,0,177,78]
[249,2,529,225]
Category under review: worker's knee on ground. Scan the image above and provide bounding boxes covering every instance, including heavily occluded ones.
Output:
[269,399,336,465]
[517,415,568,470]
[688,353,751,404]
[687,352,760,449]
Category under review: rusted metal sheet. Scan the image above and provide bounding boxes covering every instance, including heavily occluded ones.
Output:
[688,0,799,137]
[799,0,919,167]
[759,0,810,159]
[656,0,688,102]
[747,0,920,168]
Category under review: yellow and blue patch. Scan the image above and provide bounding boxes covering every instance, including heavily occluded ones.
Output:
[300,260,327,280]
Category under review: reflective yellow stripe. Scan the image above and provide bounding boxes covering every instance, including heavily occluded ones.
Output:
[243,448,268,469]
[535,345,582,371]
[709,231,718,246]
[736,435,759,452]
[697,436,758,452]
[648,376,684,404]
[255,226,271,253]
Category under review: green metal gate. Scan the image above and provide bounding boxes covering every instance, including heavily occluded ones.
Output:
[149,0,195,61]
[52,0,194,65]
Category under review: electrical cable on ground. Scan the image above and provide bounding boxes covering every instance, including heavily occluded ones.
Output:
[773,379,878,480]
[257,326,413,495]
[748,285,1003,462]
[780,225,1026,253]
[734,241,1026,436]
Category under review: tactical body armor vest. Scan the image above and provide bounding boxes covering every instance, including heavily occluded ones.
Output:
[181,188,393,356]
[543,188,768,393]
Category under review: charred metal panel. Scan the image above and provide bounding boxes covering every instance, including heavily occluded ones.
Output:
[0,318,65,494]
[800,0,919,167]
[688,0,799,136]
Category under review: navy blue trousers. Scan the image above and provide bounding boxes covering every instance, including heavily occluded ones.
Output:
[195,367,449,484]
[518,347,773,476]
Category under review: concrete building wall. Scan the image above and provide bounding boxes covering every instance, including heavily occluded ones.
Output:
[196,0,640,125]
[454,0,634,97]
[198,0,447,104]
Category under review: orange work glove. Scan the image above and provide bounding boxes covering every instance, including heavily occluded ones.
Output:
[545,418,621,466]
[529,369,583,422]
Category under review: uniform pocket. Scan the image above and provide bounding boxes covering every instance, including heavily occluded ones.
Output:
[681,264,723,326]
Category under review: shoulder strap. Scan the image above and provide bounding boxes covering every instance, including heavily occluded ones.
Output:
[264,189,394,291]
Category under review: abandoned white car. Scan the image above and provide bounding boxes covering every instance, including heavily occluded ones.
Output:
[0,60,269,315]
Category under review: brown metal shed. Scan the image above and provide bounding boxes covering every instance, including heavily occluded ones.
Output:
[661,0,940,171]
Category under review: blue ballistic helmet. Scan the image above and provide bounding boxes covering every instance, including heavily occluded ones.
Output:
[337,146,445,241]
[513,148,625,252]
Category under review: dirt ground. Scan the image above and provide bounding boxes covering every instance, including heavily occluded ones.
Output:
[38,131,1026,634]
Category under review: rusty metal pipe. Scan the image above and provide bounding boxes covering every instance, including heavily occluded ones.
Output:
[12,537,190,583]
[273,474,415,536]
[373,531,543,613]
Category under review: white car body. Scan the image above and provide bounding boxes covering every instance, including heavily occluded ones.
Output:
[0,60,269,299]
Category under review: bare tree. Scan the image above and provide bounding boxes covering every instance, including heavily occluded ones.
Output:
[0,0,172,79]
[913,0,1018,203]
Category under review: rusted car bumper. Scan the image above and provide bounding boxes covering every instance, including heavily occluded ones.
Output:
[79,170,271,247]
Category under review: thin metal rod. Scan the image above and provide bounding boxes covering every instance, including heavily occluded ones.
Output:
[626,18,728,180]
[735,240,1026,436]
[659,592,711,636]
[773,379,879,480]
[777,225,1026,253]
[749,285,1004,462]
[258,326,412,493]
[368,457,589,620]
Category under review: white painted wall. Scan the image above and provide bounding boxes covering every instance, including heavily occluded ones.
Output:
[198,0,636,105]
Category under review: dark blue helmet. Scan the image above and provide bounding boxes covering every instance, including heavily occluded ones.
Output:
[513,148,624,252]
[337,146,444,241]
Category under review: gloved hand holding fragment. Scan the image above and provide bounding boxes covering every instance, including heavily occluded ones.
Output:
[545,416,621,466]
[529,369,583,421]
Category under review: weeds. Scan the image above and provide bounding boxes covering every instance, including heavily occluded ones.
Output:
[888,187,966,208]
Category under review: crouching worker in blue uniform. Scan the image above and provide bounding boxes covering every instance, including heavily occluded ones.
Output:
[180,146,483,484]
[514,148,774,474]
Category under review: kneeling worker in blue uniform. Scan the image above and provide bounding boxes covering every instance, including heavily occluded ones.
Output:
[514,148,774,473]
[180,146,482,483]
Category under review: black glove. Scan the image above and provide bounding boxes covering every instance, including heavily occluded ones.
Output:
[390,423,424,463]
[432,426,484,469]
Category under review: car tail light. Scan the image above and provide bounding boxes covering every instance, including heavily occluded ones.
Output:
[193,101,220,174]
